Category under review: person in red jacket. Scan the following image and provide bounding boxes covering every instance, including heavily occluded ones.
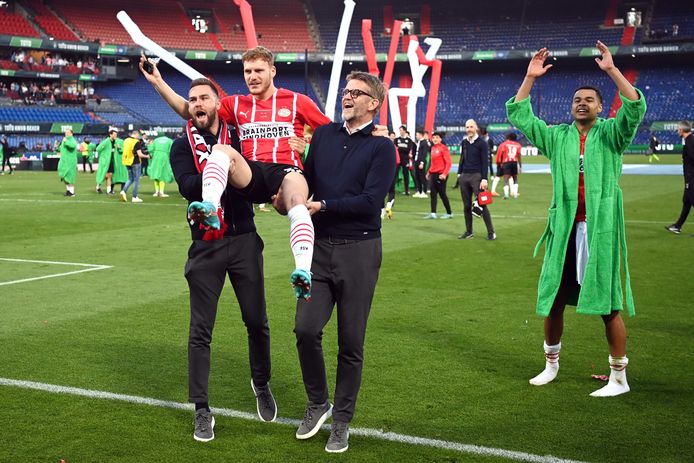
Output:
[424,132,453,219]
[496,133,523,199]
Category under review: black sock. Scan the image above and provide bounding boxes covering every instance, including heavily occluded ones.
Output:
[195,402,210,412]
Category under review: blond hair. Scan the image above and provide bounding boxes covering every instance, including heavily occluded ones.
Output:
[242,46,274,66]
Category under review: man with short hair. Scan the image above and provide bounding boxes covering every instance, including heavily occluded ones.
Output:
[394,125,416,195]
[169,79,275,442]
[496,133,523,199]
[120,130,149,203]
[293,71,395,453]
[57,129,78,196]
[414,130,431,198]
[141,46,329,299]
[0,135,12,175]
[665,120,694,234]
[458,119,495,240]
[507,41,647,397]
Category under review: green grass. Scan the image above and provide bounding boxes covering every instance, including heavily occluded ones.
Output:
[0,170,692,463]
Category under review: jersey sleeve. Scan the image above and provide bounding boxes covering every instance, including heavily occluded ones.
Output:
[218,96,238,126]
[496,142,506,164]
[296,93,331,128]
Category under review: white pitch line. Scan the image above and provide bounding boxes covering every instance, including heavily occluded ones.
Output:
[0,377,589,463]
[0,258,112,286]
[0,198,181,208]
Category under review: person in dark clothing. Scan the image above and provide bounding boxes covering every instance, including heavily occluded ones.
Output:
[394,125,416,195]
[665,120,694,234]
[169,80,276,443]
[1,135,13,174]
[480,127,495,177]
[458,119,495,240]
[293,71,395,453]
[424,132,453,218]
[414,130,431,197]
[646,133,660,163]
[382,131,397,218]
[119,130,150,202]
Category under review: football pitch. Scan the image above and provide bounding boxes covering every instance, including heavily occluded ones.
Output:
[0,168,691,463]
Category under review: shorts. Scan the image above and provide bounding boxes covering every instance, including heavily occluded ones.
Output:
[501,162,518,176]
[559,224,581,306]
[240,161,303,204]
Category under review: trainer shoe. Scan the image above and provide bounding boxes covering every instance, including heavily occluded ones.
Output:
[471,201,483,218]
[295,401,332,440]
[420,193,428,198]
[187,201,220,230]
[119,191,127,202]
[131,197,143,203]
[665,224,681,234]
[251,379,277,422]
[159,193,169,198]
[325,421,350,453]
[441,213,453,219]
[193,409,215,442]
[290,269,312,300]
[96,186,102,194]
[424,213,437,219]
[458,231,474,240]
[487,232,497,241]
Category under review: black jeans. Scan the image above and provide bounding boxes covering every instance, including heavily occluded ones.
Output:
[459,172,494,234]
[415,167,427,194]
[429,174,452,214]
[399,164,410,194]
[674,177,693,228]
[184,232,270,403]
[295,237,382,423]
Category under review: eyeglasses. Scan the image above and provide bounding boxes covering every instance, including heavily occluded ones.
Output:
[341,88,374,99]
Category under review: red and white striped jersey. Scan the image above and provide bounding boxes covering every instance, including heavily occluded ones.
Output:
[219,88,330,169]
[496,140,522,164]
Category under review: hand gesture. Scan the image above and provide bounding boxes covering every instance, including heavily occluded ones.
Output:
[594,41,615,72]
[139,54,162,83]
[526,48,552,78]
[288,136,307,153]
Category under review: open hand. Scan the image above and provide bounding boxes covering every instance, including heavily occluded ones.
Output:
[594,41,615,72]
[526,48,553,78]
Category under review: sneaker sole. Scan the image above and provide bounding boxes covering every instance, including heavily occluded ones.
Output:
[193,416,215,442]
[325,443,349,453]
[295,404,332,440]
[251,379,277,422]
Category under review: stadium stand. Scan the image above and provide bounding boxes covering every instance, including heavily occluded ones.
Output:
[0,4,40,37]
[0,106,93,123]
[21,0,80,41]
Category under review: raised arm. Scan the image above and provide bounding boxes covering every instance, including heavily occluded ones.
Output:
[515,48,553,102]
[139,55,190,119]
[595,41,638,101]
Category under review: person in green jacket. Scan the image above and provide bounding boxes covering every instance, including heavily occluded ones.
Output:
[95,130,126,194]
[57,129,78,196]
[148,133,174,197]
[506,41,646,397]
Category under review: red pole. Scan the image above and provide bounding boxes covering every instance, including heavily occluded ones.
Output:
[380,20,402,127]
[361,20,380,77]
[234,0,259,48]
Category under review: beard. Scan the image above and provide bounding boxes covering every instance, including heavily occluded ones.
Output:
[192,110,217,132]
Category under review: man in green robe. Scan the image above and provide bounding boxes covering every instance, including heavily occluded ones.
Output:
[506,41,646,397]
[148,133,174,197]
[95,130,126,194]
[57,129,78,196]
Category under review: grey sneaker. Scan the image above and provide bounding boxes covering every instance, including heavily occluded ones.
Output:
[325,421,350,453]
[458,231,474,239]
[295,401,332,440]
[193,409,215,442]
[665,224,681,234]
[251,379,277,422]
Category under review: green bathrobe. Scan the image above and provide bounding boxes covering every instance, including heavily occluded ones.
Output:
[506,89,646,317]
[57,135,78,184]
[95,137,127,185]
[148,135,174,184]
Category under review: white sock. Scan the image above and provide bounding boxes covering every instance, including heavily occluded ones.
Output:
[590,355,630,397]
[386,199,395,210]
[202,150,230,208]
[288,204,314,272]
[68,185,75,194]
[511,183,519,197]
[491,176,500,192]
[529,341,561,386]
[503,185,510,197]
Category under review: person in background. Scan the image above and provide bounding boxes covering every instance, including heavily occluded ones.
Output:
[424,132,453,219]
[57,129,78,196]
[665,120,694,235]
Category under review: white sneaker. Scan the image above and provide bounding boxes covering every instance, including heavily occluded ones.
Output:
[132,197,143,203]
[159,193,169,197]
[153,192,160,197]
[529,363,558,386]
[119,191,127,202]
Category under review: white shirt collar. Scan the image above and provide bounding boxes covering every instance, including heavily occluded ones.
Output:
[343,120,373,135]
[466,134,479,143]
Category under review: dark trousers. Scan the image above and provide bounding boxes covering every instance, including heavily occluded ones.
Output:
[1,154,12,173]
[295,237,382,423]
[399,164,410,194]
[429,174,452,214]
[387,171,396,203]
[184,232,270,403]
[460,172,494,234]
[674,178,693,228]
[81,155,93,173]
[415,167,427,194]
